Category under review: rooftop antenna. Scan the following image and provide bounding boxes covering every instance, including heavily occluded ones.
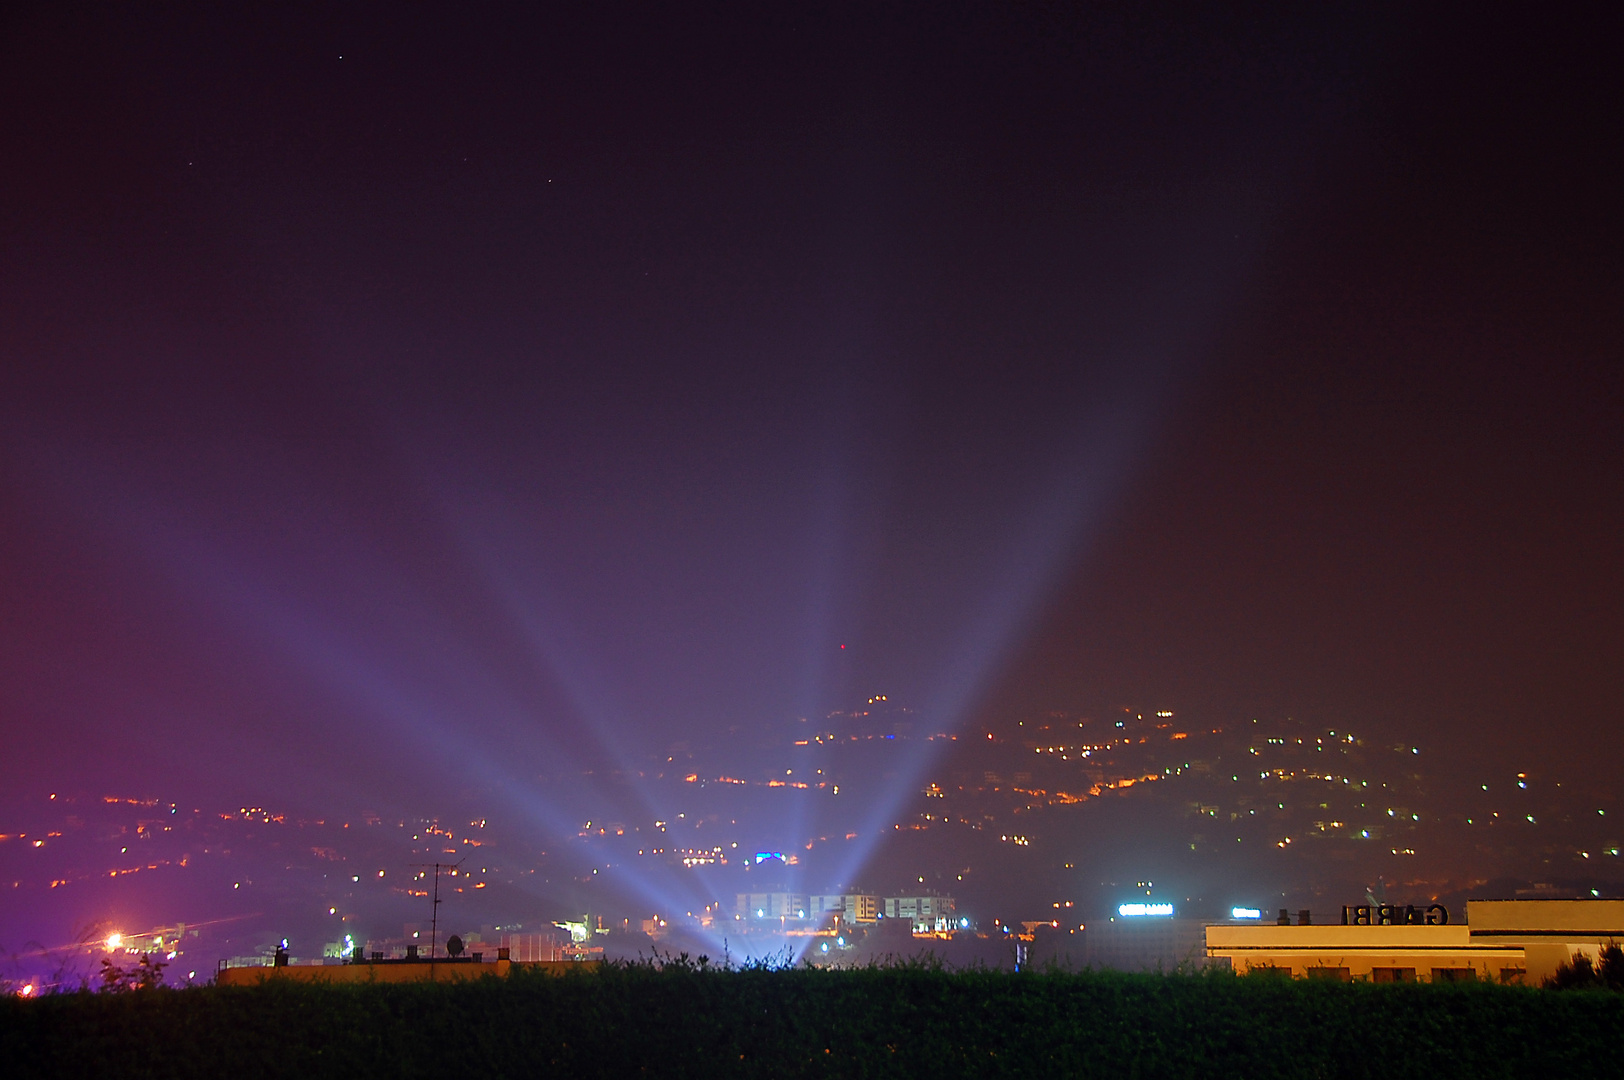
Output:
[408,859,465,959]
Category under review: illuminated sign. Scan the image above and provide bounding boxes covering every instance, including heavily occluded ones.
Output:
[753,852,784,864]
[1230,907,1263,919]
[1118,903,1174,917]
[1341,903,1448,926]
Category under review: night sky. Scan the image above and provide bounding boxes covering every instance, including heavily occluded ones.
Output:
[3,3,1620,847]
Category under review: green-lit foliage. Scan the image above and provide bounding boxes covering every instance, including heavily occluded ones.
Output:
[4,961,1622,1079]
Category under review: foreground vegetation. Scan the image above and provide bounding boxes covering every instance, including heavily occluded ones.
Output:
[4,960,1623,1079]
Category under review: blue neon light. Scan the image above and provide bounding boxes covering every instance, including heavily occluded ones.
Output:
[1117,903,1174,917]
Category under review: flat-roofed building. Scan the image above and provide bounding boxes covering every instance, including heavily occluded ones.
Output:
[1205,899,1624,984]
[883,895,956,932]
[488,932,567,962]
[1205,923,1520,983]
[1467,899,1624,984]
[811,894,879,924]
[736,892,810,921]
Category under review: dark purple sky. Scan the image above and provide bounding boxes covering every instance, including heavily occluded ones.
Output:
[1,3,1619,819]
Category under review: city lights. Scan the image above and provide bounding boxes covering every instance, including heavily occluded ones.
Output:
[5,708,1613,979]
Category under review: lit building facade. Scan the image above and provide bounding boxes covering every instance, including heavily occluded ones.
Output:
[1467,899,1624,983]
[811,894,879,924]
[736,892,810,920]
[1206,899,1624,983]
[882,895,957,932]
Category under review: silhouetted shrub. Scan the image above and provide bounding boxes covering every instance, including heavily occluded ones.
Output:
[96,954,167,993]
[1546,942,1624,992]
[4,962,1623,1079]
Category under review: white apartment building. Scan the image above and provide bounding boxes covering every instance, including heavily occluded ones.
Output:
[883,895,958,932]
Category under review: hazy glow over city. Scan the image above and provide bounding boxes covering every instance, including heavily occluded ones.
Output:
[1,4,1620,988]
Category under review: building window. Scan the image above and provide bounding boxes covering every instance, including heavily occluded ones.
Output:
[1431,968,1476,983]
[1370,967,1415,983]
[1498,968,1526,985]
[1305,967,1351,981]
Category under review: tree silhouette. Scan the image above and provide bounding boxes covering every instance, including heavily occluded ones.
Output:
[98,954,167,992]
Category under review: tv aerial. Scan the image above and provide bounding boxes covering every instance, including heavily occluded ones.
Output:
[408,858,466,959]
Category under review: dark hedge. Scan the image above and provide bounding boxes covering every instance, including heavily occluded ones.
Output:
[4,963,1622,1079]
